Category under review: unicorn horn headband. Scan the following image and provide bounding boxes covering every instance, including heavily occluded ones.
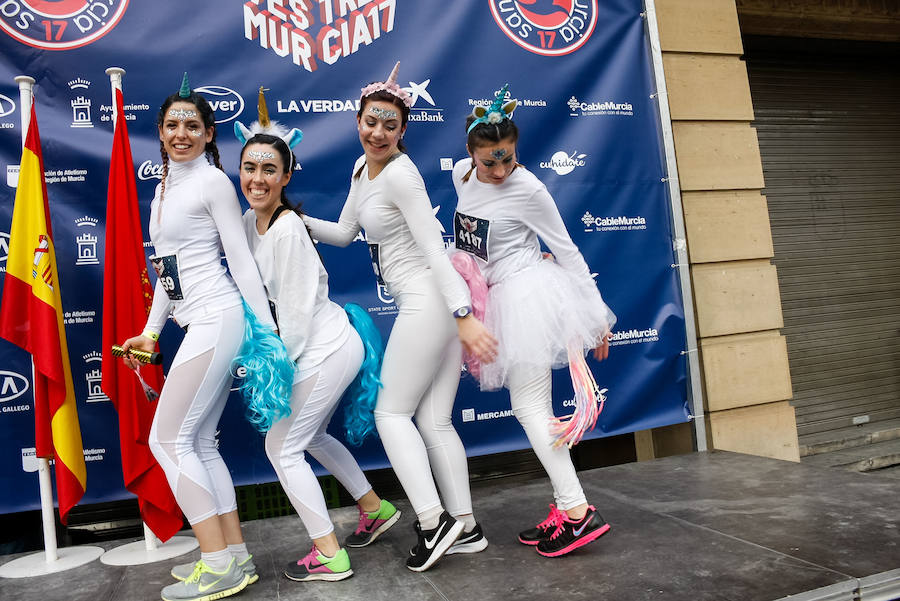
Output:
[179,72,191,98]
[467,83,517,134]
[234,86,303,150]
[360,61,413,108]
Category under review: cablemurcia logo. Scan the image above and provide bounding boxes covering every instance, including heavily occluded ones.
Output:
[489,0,597,57]
[0,0,129,51]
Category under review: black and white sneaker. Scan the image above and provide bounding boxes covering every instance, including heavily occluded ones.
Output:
[445,523,488,555]
[405,511,464,572]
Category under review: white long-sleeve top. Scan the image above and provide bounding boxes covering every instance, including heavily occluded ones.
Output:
[303,153,470,312]
[451,158,600,290]
[242,209,350,375]
[143,154,275,333]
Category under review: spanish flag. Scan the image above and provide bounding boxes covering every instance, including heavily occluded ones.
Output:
[0,102,86,525]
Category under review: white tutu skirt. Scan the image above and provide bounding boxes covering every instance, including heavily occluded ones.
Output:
[479,259,616,391]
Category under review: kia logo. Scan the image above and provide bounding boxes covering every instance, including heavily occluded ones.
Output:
[0,370,30,403]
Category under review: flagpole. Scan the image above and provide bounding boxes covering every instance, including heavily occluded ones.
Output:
[0,76,104,579]
[97,67,197,567]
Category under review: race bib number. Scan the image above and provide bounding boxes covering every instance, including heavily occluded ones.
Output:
[368,243,385,285]
[150,254,184,300]
[454,211,490,262]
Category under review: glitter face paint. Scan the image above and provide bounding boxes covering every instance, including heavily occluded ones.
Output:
[368,106,398,120]
[247,150,276,162]
[491,148,507,160]
[168,108,197,121]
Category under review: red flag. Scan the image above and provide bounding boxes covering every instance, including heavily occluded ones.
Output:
[101,88,182,541]
[0,103,86,524]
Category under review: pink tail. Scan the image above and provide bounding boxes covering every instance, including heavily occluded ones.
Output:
[549,339,607,448]
[450,252,489,381]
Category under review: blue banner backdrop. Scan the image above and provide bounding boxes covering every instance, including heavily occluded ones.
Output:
[0,0,689,514]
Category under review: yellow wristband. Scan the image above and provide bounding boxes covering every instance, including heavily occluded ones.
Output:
[142,330,160,342]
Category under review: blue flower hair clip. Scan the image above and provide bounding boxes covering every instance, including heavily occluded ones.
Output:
[467,83,518,134]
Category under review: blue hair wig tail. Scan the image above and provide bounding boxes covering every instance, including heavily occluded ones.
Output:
[232,301,294,432]
[343,303,384,446]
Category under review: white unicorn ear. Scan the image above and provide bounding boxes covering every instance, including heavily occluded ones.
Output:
[281,128,303,149]
[473,106,487,119]
[234,121,252,145]
[502,100,517,116]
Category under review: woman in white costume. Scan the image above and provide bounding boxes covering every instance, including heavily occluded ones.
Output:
[231,100,400,582]
[451,85,616,559]
[302,63,498,572]
[121,75,275,601]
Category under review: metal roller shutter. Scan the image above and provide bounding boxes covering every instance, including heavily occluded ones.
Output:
[745,38,900,442]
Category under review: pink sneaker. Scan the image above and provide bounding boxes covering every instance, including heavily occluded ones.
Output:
[283,546,353,582]
[344,499,401,548]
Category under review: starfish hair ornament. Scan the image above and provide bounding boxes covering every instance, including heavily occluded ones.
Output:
[359,61,413,108]
[467,83,518,134]
[234,86,303,151]
[178,72,191,98]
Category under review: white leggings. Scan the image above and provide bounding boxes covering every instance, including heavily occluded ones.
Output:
[374,275,472,519]
[508,365,587,511]
[149,305,244,525]
[264,332,371,539]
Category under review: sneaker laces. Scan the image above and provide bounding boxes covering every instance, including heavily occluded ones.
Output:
[537,504,564,532]
[185,560,208,583]
[297,545,319,567]
[353,505,369,535]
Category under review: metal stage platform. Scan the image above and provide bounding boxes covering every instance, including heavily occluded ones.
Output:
[1,451,897,601]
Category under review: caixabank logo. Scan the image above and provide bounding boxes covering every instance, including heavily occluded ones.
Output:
[0,0,129,51]
[489,0,597,56]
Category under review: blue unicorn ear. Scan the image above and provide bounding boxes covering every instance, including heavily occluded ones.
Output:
[281,128,303,149]
[234,121,251,145]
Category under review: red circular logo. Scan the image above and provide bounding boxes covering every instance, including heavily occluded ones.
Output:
[490,0,598,57]
[0,0,129,51]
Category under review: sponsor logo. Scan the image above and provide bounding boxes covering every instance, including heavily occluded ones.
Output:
[230,365,247,392]
[67,78,94,128]
[99,100,149,123]
[21,447,38,472]
[83,352,108,403]
[0,0,129,51]
[440,158,453,171]
[73,215,99,266]
[473,409,515,421]
[0,231,9,273]
[84,447,105,462]
[610,328,659,346]
[568,96,633,117]
[19,447,103,471]
[277,98,359,114]
[63,309,96,325]
[138,160,163,181]
[461,408,475,422]
[0,370,29,404]
[0,92,14,119]
[194,85,244,124]
[6,164,19,187]
[489,0,598,57]
[242,0,397,72]
[540,150,586,175]
[403,78,445,124]
[45,168,87,185]
[580,212,647,233]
